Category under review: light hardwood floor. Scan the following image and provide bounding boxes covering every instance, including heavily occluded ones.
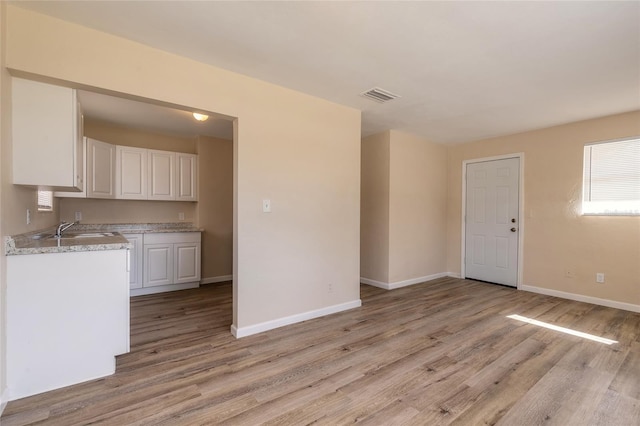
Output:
[2,277,639,425]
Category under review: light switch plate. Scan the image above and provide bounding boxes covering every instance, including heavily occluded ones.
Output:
[262,199,271,213]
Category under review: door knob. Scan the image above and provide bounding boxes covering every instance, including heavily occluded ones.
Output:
[511,227,517,232]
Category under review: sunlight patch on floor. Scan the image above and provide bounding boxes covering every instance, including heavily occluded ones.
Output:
[507,314,618,345]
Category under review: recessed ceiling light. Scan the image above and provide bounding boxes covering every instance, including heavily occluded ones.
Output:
[193,112,209,122]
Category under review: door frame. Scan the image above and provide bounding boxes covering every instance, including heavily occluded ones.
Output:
[461,153,525,288]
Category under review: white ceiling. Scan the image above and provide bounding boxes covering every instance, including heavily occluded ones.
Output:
[77,90,234,140]
[14,1,640,145]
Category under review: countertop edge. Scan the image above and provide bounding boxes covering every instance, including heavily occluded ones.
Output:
[74,223,204,234]
[5,223,202,256]
[6,242,133,256]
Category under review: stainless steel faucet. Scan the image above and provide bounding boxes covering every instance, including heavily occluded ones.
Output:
[54,221,77,238]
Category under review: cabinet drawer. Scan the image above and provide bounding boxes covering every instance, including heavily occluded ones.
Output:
[143,232,201,245]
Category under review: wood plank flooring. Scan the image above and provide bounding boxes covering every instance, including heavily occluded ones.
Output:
[3,277,639,425]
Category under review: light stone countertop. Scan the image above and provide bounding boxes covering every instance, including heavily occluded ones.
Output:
[5,223,203,256]
[72,222,204,234]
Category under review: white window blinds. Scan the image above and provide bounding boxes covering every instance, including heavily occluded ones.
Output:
[583,137,640,215]
[37,190,53,212]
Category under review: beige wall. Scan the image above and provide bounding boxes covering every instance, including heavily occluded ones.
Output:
[197,135,233,280]
[447,111,640,306]
[59,199,197,224]
[6,7,361,332]
[388,130,447,283]
[360,130,448,285]
[360,131,390,283]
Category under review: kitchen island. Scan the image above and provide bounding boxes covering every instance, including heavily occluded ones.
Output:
[4,228,131,401]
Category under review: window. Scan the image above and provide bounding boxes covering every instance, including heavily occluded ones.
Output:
[37,190,53,212]
[582,137,640,215]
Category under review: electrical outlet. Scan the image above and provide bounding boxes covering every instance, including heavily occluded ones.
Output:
[75,211,82,221]
[178,212,185,221]
[328,282,333,293]
[596,273,605,283]
[26,208,31,225]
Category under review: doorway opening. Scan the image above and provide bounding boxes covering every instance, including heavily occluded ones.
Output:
[70,89,237,344]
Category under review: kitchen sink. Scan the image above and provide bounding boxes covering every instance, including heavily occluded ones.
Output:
[63,232,117,239]
[30,234,51,240]
[29,232,118,240]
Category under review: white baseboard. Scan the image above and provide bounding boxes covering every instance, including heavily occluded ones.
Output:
[200,275,233,285]
[361,272,449,290]
[520,285,640,313]
[1,387,8,416]
[231,299,362,338]
[360,277,390,289]
[130,282,199,297]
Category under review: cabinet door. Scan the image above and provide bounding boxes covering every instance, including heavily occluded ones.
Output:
[87,138,116,199]
[74,101,84,191]
[126,234,144,289]
[175,153,198,201]
[12,78,82,190]
[148,150,175,200]
[174,243,201,284]
[116,146,147,200]
[143,243,174,287]
[55,137,87,198]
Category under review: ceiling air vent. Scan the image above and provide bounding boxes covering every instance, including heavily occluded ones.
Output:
[360,87,400,103]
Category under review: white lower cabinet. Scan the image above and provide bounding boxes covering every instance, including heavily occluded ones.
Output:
[174,243,201,283]
[126,234,144,290]
[131,232,201,296]
[144,244,174,287]
[7,250,129,400]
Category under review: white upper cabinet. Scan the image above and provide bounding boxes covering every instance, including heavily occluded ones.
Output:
[52,138,197,202]
[176,153,198,201]
[12,78,84,191]
[116,146,147,200]
[55,137,87,198]
[148,150,175,201]
[87,138,116,199]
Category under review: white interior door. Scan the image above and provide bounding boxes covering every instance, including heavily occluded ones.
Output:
[465,157,519,287]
